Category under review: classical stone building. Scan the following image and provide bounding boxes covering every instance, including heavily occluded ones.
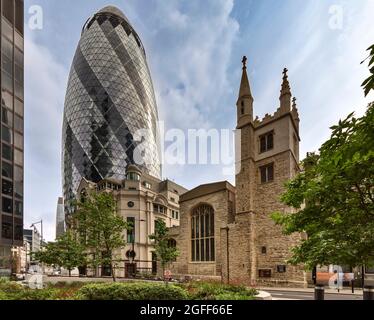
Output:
[169,57,307,287]
[76,164,187,277]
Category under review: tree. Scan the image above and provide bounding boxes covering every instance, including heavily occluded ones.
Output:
[74,191,129,282]
[149,219,179,284]
[361,44,374,97]
[272,103,374,270]
[33,231,86,276]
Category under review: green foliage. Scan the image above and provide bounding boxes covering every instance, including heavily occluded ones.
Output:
[0,279,59,300]
[0,278,24,295]
[11,288,59,300]
[183,281,257,300]
[272,104,374,269]
[74,192,130,280]
[149,219,180,281]
[33,231,86,274]
[0,280,257,300]
[75,282,189,300]
[0,291,7,300]
[361,44,374,97]
[46,281,90,289]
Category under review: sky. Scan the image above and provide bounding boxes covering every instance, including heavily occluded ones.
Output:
[23,0,374,241]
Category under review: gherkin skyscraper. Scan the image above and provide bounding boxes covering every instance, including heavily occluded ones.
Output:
[62,6,161,209]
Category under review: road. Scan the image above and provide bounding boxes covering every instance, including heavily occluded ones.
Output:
[267,289,363,300]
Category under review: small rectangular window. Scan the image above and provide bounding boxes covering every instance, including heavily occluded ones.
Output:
[2,179,13,195]
[2,71,13,93]
[14,149,23,166]
[260,136,266,153]
[2,53,13,76]
[15,201,23,216]
[2,197,13,213]
[1,214,13,239]
[2,144,12,161]
[2,107,13,127]
[277,265,287,273]
[14,165,23,199]
[259,132,274,153]
[2,161,12,178]
[260,164,274,183]
[14,221,23,240]
[1,36,13,58]
[14,115,23,133]
[127,217,135,243]
[14,132,23,150]
[2,91,13,110]
[259,269,272,278]
[2,125,13,144]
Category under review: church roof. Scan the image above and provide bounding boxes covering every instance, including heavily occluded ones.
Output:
[180,181,235,203]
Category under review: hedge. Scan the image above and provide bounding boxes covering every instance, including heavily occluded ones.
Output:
[183,281,257,300]
[75,282,189,300]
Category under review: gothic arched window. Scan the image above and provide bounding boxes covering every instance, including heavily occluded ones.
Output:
[191,204,215,262]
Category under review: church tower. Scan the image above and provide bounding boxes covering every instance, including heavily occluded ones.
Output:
[235,56,256,215]
[225,57,306,287]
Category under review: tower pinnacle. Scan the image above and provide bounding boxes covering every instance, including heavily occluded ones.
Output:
[236,56,254,127]
[238,56,253,100]
[279,67,292,112]
[242,56,248,69]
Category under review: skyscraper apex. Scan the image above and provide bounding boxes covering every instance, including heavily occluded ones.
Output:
[62,6,161,212]
[97,5,128,20]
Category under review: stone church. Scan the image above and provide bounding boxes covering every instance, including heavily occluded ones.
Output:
[168,57,308,287]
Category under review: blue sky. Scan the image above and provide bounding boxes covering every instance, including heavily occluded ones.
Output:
[24,0,374,240]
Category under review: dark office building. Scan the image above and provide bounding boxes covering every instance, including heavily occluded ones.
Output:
[0,0,24,274]
[62,6,162,212]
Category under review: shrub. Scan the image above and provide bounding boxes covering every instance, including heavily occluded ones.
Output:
[11,288,59,300]
[0,278,24,295]
[0,278,60,300]
[47,281,89,289]
[75,282,189,300]
[183,281,257,300]
[0,290,8,300]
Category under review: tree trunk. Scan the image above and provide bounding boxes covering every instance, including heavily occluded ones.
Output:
[69,269,71,277]
[111,262,116,282]
[162,264,168,286]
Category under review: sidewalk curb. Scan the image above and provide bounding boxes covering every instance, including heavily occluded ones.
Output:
[255,291,272,300]
[258,286,363,296]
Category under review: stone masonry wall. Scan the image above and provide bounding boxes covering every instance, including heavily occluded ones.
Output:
[169,189,232,278]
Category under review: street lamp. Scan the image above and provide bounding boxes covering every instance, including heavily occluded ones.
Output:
[30,220,43,273]
[30,220,43,250]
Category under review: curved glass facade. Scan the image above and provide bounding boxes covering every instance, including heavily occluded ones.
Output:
[62,6,161,208]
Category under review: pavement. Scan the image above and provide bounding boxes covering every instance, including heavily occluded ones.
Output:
[258,286,364,300]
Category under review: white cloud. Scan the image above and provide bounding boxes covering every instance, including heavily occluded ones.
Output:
[144,0,239,131]
[24,34,69,241]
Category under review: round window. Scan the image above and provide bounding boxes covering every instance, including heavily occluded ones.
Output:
[128,201,135,208]
[126,250,136,259]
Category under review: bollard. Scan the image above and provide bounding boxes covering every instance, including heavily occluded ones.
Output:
[363,285,374,300]
[351,280,355,294]
[314,284,325,300]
